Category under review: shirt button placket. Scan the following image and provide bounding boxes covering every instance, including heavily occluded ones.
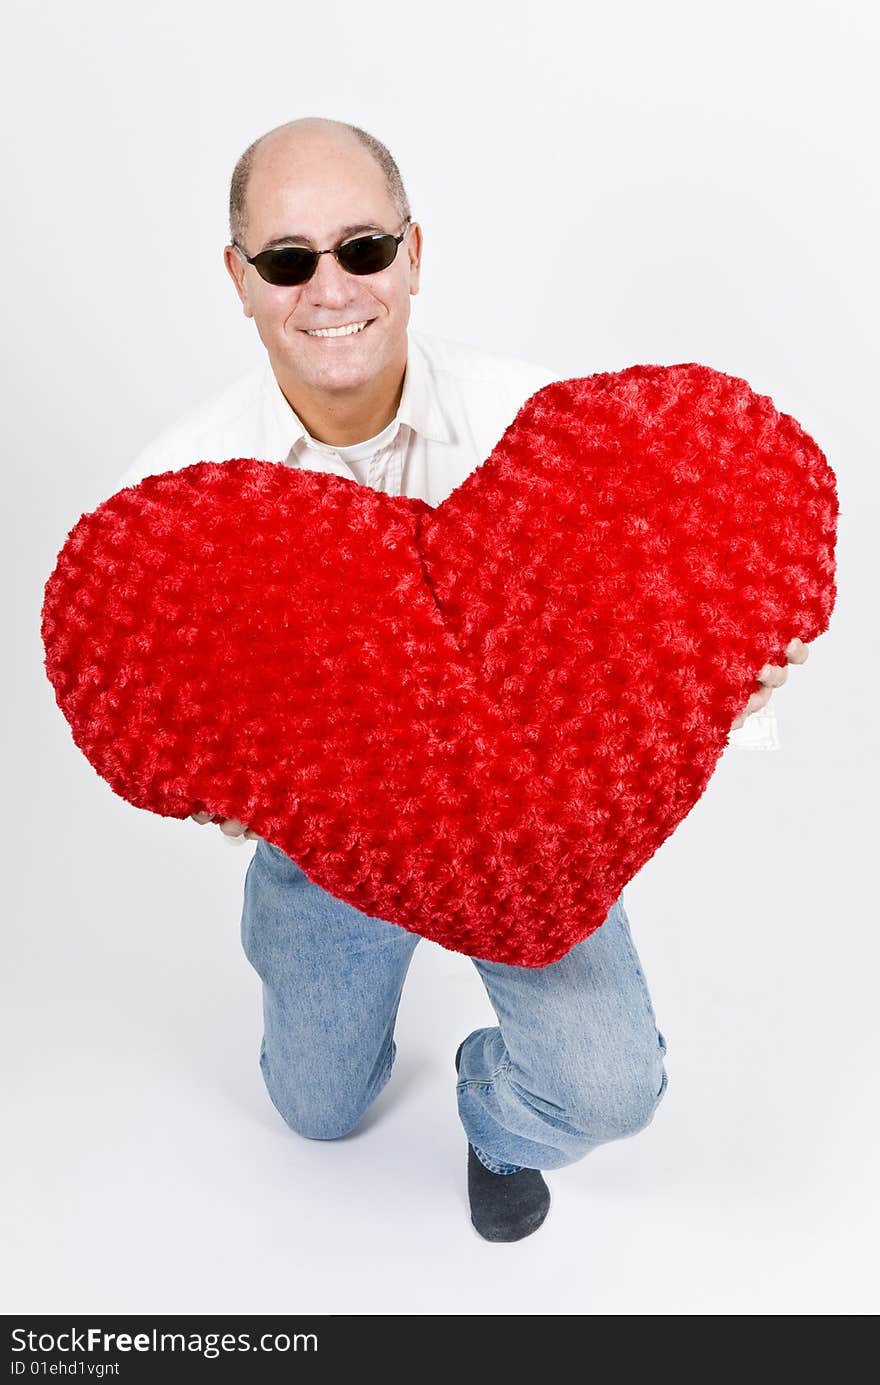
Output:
[368,437,404,497]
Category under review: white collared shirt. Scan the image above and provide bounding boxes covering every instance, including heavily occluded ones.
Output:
[107,327,779,751]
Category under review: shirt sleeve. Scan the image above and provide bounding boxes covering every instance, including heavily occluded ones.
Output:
[104,436,203,504]
[518,363,560,396]
[75,448,172,518]
[117,429,202,489]
[726,703,781,751]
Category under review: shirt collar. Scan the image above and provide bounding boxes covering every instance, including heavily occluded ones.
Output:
[260,328,456,462]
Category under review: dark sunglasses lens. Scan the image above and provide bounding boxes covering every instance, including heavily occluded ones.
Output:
[255,248,316,286]
[337,234,398,275]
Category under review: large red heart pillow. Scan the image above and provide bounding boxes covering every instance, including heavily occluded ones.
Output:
[41,363,838,966]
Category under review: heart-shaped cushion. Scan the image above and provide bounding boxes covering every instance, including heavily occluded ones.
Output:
[41,363,838,966]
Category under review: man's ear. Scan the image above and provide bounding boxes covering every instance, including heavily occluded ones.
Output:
[407,221,422,297]
[223,245,254,320]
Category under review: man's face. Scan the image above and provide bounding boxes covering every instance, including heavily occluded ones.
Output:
[224,131,421,395]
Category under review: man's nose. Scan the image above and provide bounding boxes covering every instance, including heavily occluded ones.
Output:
[305,250,357,301]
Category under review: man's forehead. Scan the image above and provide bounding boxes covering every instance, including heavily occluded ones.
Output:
[248,136,396,250]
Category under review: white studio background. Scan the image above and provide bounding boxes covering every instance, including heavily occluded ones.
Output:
[2,0,876,1317]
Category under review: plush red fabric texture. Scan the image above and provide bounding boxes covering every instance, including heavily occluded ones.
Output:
[42,363,838,966]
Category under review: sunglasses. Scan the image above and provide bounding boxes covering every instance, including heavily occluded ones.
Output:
[232,218,412,287]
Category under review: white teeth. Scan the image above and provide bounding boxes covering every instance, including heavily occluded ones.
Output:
[305,320,370,337]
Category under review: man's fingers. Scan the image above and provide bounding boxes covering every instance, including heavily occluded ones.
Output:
[190,811,257,841]
[219,817,248,837]
[753,635,811,692]
[747,686,774,714]
[732,683,774,730]
[757,663,788,688]
[785,637,810,664]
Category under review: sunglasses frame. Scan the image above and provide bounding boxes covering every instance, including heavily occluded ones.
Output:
[232,217,412,286]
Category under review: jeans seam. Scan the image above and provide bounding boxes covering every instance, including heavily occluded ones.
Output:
[616,900,666,1046]
[473,1145,523,1175]
[454,1047,509,1091]
[456,1058,508,1090]
[460,1061,527,1172]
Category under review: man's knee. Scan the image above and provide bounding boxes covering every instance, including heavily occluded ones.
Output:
[263,1077,375,1140]
[260,1045,394,1141]
[511,1039,668,1143]
[573,1052,668,1141]
[281,1103,370,1141]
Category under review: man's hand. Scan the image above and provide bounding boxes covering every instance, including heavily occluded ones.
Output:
[189,811,260,841]
[730,637,810,730]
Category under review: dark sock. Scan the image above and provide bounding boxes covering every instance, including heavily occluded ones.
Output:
[455,1040,551,1242]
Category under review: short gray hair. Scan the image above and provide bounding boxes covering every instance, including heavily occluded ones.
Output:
[228,118,412,250]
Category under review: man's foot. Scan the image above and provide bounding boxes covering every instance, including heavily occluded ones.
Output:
[455,1040,551,1242]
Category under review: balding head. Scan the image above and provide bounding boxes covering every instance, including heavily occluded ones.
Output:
[229,117,411,251]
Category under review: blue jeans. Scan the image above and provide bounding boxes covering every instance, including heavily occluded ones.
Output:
[240,839,669,1174]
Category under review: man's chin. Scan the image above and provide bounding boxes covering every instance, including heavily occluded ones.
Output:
[291,337,391,385]
[271,321,404,392]
[295,360,378,392]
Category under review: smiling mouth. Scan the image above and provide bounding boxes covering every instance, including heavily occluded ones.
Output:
[302,319,375,338]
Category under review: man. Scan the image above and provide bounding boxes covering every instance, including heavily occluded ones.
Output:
[111,116,809,1242]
